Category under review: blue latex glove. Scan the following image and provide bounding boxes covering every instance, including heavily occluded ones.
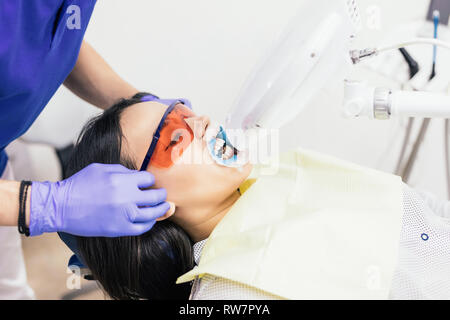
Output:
[29,163,169,237]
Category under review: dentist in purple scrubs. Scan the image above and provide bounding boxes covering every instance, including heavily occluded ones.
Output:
[0,1,171,298]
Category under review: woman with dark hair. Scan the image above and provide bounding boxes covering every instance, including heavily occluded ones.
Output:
[66,92,253,299]
[67,93,450,300]
[0,2,170,299]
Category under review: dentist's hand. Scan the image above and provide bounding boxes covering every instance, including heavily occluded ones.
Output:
[29,163,169,237]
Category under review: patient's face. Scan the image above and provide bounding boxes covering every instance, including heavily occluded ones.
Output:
[120,101,252,224]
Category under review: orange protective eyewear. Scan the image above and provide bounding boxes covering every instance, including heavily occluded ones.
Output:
[140,101,195,170]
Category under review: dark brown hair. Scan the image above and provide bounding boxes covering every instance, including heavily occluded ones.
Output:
[66,93,194,299]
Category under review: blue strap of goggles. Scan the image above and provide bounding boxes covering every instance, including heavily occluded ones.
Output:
[139,101,178,171]
[59,94,192,272]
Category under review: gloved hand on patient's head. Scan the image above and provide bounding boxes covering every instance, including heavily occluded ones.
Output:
[29,92,185,238]
[29,163,170,237]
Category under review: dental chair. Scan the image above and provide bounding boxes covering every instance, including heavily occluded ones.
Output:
[59,233,92,278]
[58,233,99,299]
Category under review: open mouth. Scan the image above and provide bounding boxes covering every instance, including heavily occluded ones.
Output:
[205,123,245,167]
[213,127,238,161]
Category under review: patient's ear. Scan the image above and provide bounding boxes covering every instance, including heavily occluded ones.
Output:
[156,201,176,221]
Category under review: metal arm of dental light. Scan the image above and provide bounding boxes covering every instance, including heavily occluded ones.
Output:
[344,38,450,120]
[225,0,450,149]
[343,81,450,120]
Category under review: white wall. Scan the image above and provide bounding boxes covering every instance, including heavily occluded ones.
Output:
[23,0,450,198]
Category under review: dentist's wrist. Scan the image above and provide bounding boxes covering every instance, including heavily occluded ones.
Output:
[29,181,59,236]
[0,179,21,226]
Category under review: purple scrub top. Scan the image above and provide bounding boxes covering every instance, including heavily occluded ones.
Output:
[0,0,97,174]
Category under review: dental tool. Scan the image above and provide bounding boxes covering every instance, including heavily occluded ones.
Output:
[349,38,450,64]
[343,80,450,120]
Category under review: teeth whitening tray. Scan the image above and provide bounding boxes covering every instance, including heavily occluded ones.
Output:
[225,0,450,144]
[205,122,244,168]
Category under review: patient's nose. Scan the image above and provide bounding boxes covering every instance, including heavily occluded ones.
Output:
[186,116,210,139]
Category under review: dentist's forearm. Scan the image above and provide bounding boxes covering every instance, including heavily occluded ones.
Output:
[64,41,138,110]
[0,179,30,227]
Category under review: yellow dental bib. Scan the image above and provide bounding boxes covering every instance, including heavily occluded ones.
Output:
[177,148,403,299]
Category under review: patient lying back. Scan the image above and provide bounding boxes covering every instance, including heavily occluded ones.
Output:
[68,93,450,300]
[66,93,252,299]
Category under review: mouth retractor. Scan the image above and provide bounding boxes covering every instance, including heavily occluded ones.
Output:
[205,123,246,168]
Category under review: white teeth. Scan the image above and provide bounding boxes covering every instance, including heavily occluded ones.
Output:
[213,138,235,160]
[206,122,247,168]
[214,138,225,155]
[223,145,234,160]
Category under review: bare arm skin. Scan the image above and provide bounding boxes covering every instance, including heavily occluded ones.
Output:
[0,180,30,227]
[64,41,139,109]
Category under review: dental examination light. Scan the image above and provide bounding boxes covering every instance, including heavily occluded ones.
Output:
[225,0,450,136]
[225,0,360,131]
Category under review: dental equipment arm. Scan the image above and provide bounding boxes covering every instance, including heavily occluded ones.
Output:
[225,0,360,131]
[349,37,450,64]
[345,36,450,120]
[343,81,450,120]
[226,0,450,134]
